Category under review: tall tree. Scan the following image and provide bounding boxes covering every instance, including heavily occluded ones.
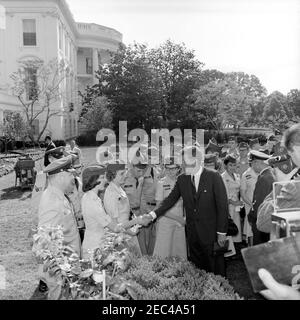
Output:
[82,43,163,132]
[189,76,256,132]
[148,39,204,126]
[11,58,74,142]
[262,91,288,130]
[0,111,29,152]
[287,89,300,118]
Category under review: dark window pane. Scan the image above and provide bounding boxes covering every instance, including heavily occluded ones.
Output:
[23,32,36,46]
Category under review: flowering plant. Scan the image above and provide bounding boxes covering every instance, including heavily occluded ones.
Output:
[32,226,137,300]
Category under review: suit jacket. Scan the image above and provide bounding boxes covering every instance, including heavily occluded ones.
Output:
[44,141,56,167]
[154,168,228,245]
[248,167,275,224]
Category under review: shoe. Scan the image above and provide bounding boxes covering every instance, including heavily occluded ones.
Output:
[38,280,48,293]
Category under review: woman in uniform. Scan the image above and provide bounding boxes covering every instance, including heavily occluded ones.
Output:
[81,164,143,260]
[153,157,187,259]
[221,155,243,257]
[103,162,142,256]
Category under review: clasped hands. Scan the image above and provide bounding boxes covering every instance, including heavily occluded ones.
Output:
[135,214,153,227]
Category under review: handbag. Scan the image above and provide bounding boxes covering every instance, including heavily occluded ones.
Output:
[239,206,246,219]
[227,216,238,236]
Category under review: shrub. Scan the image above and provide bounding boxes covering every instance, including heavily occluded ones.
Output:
[116,255,242,300]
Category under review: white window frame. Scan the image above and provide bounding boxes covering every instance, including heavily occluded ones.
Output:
[20,16,39,48]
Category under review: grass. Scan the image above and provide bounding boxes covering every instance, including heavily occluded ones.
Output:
[0,147,259,300]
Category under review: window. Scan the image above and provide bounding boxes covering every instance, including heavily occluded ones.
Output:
[86,57,92,74]
[23,19,36,46]
[25,67,37,100]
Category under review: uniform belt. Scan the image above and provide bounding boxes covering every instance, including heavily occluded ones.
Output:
[147,202,156,206]
[132,206,140,210]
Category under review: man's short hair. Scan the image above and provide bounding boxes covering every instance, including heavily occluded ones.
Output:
[283,124,300,152]
[45,135,52,141]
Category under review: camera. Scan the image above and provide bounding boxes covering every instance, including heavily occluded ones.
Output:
[270,181,300,240]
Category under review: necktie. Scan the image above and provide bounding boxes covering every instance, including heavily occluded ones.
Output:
[291,168,300,180]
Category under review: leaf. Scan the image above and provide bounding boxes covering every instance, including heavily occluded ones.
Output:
[79,269,93,279]
[70,266,82,275]
[126,284,138,300]
[92,271,105,284]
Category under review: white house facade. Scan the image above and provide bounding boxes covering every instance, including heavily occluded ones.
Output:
[0,0,122,141]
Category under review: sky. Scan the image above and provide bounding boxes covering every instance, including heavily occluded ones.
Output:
[67,0,300,95]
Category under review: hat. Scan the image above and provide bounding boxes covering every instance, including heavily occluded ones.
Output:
[106,162,126,173]
[46,146,65,159]
[130,151,148,168]
[82,165,106,191]
[164,156,180,168]
[205,140,222,155]
[43,155,76,175]
[249,138,259,148]
[238,142,249,150]
[248,150,270,162]
[204,154,217,164]
[268,135,277,142]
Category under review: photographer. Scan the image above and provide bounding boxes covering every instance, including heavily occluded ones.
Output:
[256,124,300,233]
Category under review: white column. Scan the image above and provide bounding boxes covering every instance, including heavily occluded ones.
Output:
[92,48,99,84]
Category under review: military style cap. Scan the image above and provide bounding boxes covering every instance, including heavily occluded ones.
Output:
[164,156,180,168]
[82,164,106,190]
[45,146,65,158]
[43,155,77,175]
[204,154,217,164]
[268,135,277,142]
[248,150,270,161]
[130,151,148,169]
[238,142,249,150]
[107,162,126,173]
[205,140,222,155]
[274,129,282,136]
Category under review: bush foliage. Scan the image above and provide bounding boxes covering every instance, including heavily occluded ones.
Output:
[117,255,242,300]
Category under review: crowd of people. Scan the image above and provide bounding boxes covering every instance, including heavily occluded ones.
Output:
[32,124,300,300]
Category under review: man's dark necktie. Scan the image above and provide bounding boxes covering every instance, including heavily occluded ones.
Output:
[291,168,300,180]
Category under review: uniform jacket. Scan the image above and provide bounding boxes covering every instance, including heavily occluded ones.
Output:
[154,168,229,245]
[38,186,81,256]
[248,167,275,224]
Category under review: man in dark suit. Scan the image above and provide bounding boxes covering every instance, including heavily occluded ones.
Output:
[44,135,56,167]
[142,146,229,275]
[247,150,275,245]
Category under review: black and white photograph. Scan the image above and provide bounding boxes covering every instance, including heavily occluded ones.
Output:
[0,0,300,306]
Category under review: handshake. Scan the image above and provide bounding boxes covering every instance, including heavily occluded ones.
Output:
[134,213,154,227]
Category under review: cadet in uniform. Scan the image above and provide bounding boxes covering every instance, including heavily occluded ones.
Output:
[236,142,249,177]
[37,155,81,299]
[240,158,258,246]
[123,154,159,255]
[153,157,187,259]
[247,150,274,245]
[227,136,239,158]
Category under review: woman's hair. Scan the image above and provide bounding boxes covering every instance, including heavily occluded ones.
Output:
[283,124,300,152]
[82,174,101,192]
[106,170,117,182]
[106,163,126,182]
[223,154,237,166]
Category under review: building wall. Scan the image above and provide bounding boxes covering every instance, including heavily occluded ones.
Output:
[0,0,122,141]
